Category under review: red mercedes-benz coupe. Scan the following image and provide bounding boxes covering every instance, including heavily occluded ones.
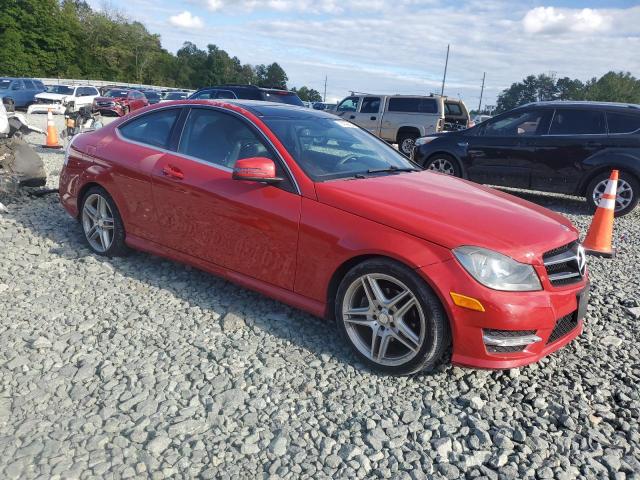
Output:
[60,100,589,374]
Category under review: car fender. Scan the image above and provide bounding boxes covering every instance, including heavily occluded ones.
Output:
[579,148,640,193]
[76,163,130,222]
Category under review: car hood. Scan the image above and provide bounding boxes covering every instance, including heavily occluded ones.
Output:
[36,92,70,101]
[315,171,578,264]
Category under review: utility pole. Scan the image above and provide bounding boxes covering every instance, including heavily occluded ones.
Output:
[478,72,486,112]
[440,44,450,97]
[323,75,327,102]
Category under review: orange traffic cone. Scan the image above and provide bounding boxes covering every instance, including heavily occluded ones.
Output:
[42,109,62,149]
[583,169,617,258]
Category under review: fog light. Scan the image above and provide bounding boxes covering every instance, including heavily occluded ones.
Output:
[450,292,485,312]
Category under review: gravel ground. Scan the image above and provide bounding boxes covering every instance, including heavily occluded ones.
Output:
[0,114,639,479]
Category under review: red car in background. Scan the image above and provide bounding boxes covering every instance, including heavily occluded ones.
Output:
[59,100,589,375]
[92,88,148,116]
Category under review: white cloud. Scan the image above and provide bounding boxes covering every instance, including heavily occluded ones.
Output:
[523,7,610,35]
[169,11,204,29]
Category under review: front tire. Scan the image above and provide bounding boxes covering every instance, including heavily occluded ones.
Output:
[424,154,461,177]
[398,133,419,156]
[80,186,128,256]
[586,171,639,217]
[335,259,450,375]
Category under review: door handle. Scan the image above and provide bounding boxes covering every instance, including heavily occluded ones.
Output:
[162,165,184,180]
[349,115,356,119]
[370,116,377,121]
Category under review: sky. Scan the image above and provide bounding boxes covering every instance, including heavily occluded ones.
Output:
[89,0,640,107]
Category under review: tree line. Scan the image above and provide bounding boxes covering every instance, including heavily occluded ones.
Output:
[0,0,321,99]
[494,71,640,114]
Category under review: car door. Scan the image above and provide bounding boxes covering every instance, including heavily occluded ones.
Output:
[351,96,381,134]
[527,108,607,194]
[335,96,361,124]
[151,106,301,290]
[465,108,551,188]
[100,107,183,243]
[10,80,27,107]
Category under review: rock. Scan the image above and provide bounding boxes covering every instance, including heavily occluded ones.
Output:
[432,438,452,460]
[221,312,245,332]
[270,435,288,456]
[147,436,172,456]
[601,336,623,347]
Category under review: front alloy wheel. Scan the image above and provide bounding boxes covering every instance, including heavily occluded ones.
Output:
[426,155,459,176]
[336,259,450,375]
[586,171,639,217]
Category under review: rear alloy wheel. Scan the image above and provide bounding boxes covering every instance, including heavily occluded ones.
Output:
[81,187,128,256]
[425,154,461,177]
[586,171,639,217]
[398,134,418,156]
[335,259,450,375]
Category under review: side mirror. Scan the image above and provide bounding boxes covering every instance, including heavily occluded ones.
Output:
[232,157,283,184]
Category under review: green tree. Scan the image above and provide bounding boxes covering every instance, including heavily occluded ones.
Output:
[293,86,322,102]
[584,71,640,103]
[257,63,288,89]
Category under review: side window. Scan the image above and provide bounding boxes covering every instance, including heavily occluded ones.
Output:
[549,109,606,135]
[192,90,217,100]
[607,112,640,134]
[75,87,84,97]
[34,81,45,90]
[216,90,236,99]
[23,80,35,89]
[118,108,180,148]
[11,80,25,90]
[483,110,549,137]
[445,102,462,115]
[178,108,275,169]
[337,97,359,112]
[360,97,381,114]
[388,98,437,113]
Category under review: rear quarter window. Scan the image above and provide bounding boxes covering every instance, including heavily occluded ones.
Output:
[262,91,303,106]
[607,111,640,134]
[388,98,438,114]
[549,109,606,135]
[118,108,180,149]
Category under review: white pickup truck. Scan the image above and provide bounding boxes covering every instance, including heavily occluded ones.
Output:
[334,94,471,155]
[28,85,101,114]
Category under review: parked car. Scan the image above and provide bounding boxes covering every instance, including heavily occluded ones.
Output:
[60,100,589,374]
[313,102,337,111]
[141,90,162,105]
[161,91,189,102]
[189,85,304,107]
[92,89,148,116]
[413,101,640,216]
[29,85,100,114]
[334,94,447,155]
[0,78,46,109]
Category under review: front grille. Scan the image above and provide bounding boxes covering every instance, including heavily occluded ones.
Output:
[97,101,114,107]
[37,98,59,105]
[484,329,537,338]
[487,344,526,353]
[547,312,578,344]
[543,241,586,287]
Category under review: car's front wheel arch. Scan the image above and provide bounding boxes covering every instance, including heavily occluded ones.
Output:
[423,152,463,177]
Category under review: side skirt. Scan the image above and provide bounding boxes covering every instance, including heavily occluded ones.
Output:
[125,234,326,318]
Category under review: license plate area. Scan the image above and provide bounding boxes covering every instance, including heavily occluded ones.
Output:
[577,282,590,321]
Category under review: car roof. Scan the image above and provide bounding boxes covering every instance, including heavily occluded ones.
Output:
[161,99,338,119]
[519,100,640,111]
[194,85,295,94]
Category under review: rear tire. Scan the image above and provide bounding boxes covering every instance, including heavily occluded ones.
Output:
[585,171,639,217]
[335,259,450,375]
[80,186,129,257]
[424,154,461,177]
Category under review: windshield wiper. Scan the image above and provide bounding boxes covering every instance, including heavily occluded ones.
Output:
[366,165,420,174]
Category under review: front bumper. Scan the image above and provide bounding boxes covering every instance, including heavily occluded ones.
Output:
[93,105,124,116]
[419,258,589,369]
[28,103,66,115]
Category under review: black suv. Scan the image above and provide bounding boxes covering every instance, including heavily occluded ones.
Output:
[412,101,640,216]
[189,85,303,107]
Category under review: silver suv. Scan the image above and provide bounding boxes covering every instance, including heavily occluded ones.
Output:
[334,94,446,155]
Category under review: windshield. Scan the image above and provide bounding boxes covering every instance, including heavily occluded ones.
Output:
[0,79,11,90]
[46,85,74,95]
[144,92,160,100]
[262,91,304,107]
[106,89,129,98]
[263,117,418,181]
[166,92,187,100]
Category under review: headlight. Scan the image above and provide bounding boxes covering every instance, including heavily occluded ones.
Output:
[453,246,541,291]
[414,136,437,147]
